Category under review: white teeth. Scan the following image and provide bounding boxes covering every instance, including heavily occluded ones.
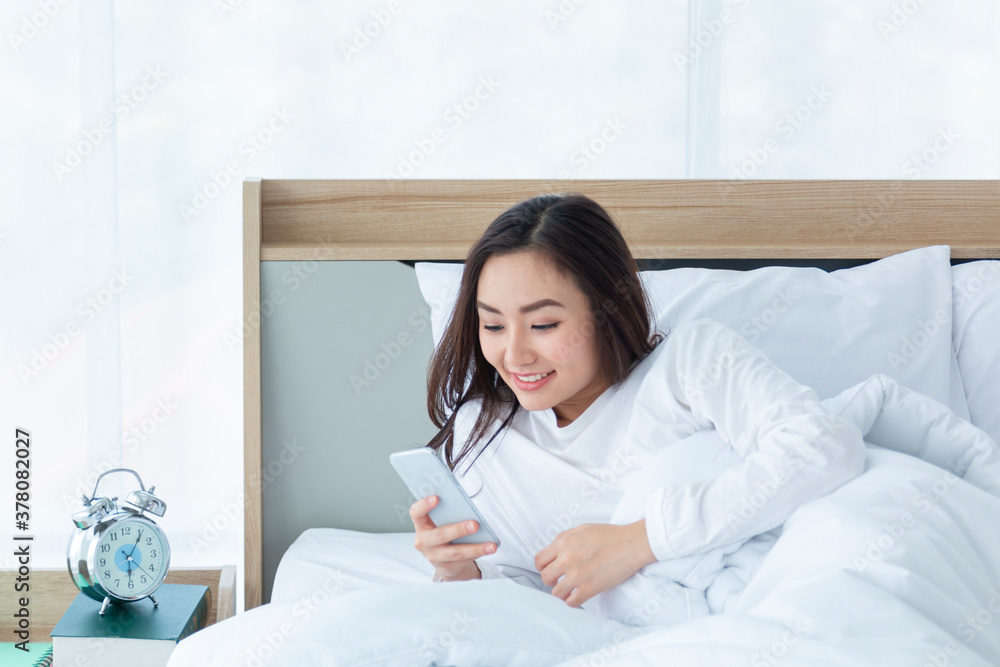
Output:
[515,371,552,383]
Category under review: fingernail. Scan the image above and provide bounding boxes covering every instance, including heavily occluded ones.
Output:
[485,544,495,554]
[466,521,475,532]
[428,496,435,504]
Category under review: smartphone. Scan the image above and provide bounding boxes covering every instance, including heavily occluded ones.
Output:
[389,447,500,548]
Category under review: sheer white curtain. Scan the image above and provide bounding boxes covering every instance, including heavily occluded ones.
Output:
[700,0,999,179]
[1,0,996,614]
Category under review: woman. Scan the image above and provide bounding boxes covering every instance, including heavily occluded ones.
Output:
[409,192,867,626]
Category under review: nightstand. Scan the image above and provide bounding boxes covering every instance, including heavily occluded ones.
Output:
[0,566,236,642]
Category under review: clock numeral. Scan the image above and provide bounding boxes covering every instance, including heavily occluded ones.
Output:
[105,570,111,579]
[115,579,120,586]
[100,544,110,553]
[150,549,157,558]
[145,537,152,545]
[109,531,118,541]
[149,563,155,573]
[141,575,147,584]
[128,580,134,589]
[122,526,131,535]
[99,558,106,567]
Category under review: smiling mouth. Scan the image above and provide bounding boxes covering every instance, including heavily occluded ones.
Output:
[513,371,554,383]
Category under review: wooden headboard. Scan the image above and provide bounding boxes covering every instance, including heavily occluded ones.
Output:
[242,178,1000,610]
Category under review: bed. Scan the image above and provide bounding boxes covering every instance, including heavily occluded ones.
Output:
[174,179,1000,666]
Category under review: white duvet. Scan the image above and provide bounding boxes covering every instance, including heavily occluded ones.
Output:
[168,374,1000,666]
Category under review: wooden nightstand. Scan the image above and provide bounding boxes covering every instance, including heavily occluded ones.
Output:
[0,566,236,642]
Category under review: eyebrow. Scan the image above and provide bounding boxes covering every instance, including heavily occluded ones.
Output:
[476,298,565,315]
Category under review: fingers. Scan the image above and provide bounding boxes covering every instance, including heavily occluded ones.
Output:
[447,518,478,542]
[430,541,495,564]
[560,585,587,608]
[409,496,481,545]
[437,518,488,549]
[425,521,496,560]
[409,495,439,531]
[535,547,554,572]
[410,495,496,563]
[544,569,584,607]
[538,563,556,588]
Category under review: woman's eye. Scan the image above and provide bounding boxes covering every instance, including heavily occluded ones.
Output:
[482,323,558,333]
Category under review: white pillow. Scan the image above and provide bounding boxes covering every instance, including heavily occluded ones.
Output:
[414,261,465,350]
[952,260,1000,446]
[414,246,968,419]
[271,528,437,604]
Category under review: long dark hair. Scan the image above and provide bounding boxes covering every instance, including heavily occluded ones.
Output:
[425,192,665,473]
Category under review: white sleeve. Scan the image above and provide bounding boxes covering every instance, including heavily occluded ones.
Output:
[478,560,549,590]
[474,558,507,580]
[643,318,867,561]
[429,564,502,583]
[432,558,549,591]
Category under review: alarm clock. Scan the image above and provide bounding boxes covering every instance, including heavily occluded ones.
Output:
[67,468,171,616]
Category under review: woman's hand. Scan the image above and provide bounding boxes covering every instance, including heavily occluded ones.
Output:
[534,520,657,608]
[409,494,497,581]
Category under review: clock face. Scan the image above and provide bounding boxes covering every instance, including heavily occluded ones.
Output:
[93,516,168,599]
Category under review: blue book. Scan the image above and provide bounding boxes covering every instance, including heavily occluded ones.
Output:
[51,584,211,667]
[0,642,53,666]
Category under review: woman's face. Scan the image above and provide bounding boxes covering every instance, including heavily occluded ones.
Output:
[476,250,609,426]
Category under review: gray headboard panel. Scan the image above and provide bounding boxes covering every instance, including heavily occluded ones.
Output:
[260,260,437,603]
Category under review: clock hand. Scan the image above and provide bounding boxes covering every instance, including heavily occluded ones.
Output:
[127,529,143,558]
[130,559,158,585]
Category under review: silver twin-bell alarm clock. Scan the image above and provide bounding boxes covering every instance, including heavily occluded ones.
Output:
[67,468,171,616]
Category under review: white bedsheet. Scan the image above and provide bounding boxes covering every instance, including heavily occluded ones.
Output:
[169,373,1000,666]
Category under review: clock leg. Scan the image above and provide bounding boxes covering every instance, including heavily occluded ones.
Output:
[99,597,111,616]
[150,594,159,607]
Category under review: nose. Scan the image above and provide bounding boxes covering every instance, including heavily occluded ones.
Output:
[503,325,535,370]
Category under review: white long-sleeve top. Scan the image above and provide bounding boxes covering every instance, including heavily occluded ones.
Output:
[432,317,867,591]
